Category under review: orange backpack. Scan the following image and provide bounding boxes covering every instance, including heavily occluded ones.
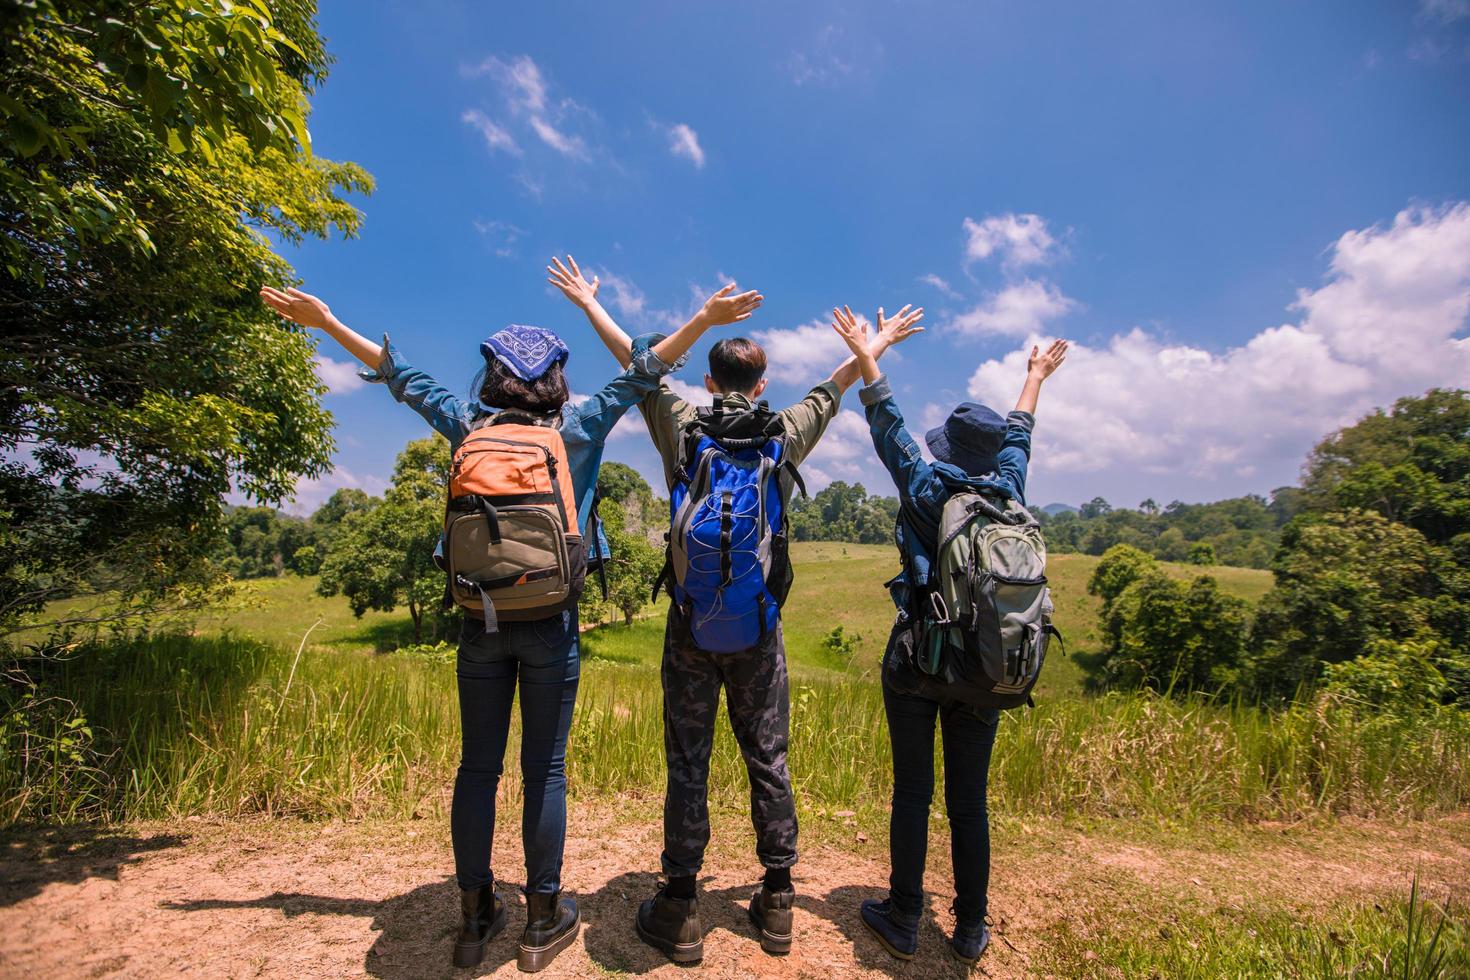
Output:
[444,413,585,628]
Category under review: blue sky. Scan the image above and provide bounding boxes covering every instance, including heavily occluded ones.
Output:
[280,0,1470,512]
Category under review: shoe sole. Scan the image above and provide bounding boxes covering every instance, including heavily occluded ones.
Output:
[516,910,581,973]
[452,905,508,968]
[861,915,916,962]
[746,904,792,955]
[636,918,704,965]
[950,937,990,967]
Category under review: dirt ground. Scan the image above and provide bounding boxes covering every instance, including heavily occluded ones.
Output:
[2,806,1467,980]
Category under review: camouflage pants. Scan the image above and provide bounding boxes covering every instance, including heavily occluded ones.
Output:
[660,606,798,878]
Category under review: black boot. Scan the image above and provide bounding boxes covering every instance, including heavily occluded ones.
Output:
[453,884,506,968]
[636,884,703,964]
[747,885,795,955]
[517,890,580,972]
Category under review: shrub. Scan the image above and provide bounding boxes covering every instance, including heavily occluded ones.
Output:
[1099,571,1249,693]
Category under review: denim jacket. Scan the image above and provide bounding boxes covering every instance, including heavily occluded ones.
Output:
[858,374,1035,616]
[360,333,681,553]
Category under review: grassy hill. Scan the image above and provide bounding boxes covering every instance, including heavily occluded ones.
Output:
[207,544,1273,701]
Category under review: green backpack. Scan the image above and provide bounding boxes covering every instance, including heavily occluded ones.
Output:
[916,491,1059,709]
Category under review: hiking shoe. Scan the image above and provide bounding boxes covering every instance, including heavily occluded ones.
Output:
[747,885,795,955]
[860,898,919,960]
[453,883,507,968]
[636,885,703,964]
[517,890,580,972]
[950,917,991,965]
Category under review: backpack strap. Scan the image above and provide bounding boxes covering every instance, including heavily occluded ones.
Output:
[488,408,561,428]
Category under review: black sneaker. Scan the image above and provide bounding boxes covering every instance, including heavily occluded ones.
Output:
[452,883,507,968]
[517,890,580,972]
[635,885,703,964]
[747,886,794,955]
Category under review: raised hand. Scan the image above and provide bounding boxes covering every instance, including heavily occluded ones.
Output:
[547,254,600,309]
[259,285,335,331]
[873,304,925,352]
[696,283,763,327]
[1028,338,1070,380]
[829,305,871,356]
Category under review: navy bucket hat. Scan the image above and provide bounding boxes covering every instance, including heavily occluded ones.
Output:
[925,402,1007,476]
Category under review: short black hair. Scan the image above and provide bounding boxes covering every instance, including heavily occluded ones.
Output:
[708,338,766,395]
[474,357,569,414]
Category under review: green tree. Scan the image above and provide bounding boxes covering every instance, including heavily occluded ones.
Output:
[585,496,663,627]
[1303,389,1470,548]
[317,438,449,644]
[1247,509,1467,701]
[1100,571,1249,693]
[1186,541,1217,566]
[1,1,371,637]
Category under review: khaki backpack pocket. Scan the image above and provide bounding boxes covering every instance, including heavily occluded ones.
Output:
[446,506,573,622]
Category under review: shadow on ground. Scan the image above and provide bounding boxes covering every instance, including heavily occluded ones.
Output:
[0,825,188,908]
[164,877,525,978]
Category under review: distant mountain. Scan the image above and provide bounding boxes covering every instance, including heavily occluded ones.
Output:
[1040,502,1079,516]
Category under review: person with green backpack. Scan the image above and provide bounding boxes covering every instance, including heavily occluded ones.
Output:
[258,277,758,972]
[829,306,1069,966]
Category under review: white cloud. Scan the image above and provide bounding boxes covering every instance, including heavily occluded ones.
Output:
[594,268,648,318]
[473,219,525,258]
[667,123,706,168]
[963,213,1061,269]
[460,109,520,157]
[965,203,1470,490]
[949,280,1077,337]
[462,55,591,162]
[920,273,961,299]
[751,314,872,385]
[789,24,882,87]
[314,354,365,395]
[801,409,877,491]
[285,464,387,517]
[1421,0,1469,23]
[528,115,588,160]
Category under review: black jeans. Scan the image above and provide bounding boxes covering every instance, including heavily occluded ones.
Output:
[660,606,798,878]
[451,611,580,894]
[882,620,1000,923]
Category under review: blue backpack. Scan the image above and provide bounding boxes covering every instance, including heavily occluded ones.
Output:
[654,398,806,652]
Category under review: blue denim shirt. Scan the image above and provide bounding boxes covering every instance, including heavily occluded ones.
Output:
[858,374,1035,615]
[360,333,680,548]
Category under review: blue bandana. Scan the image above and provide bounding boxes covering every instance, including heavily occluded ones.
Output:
[480,324,570,381]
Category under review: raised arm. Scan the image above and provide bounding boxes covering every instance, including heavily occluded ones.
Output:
[549,255,763,369]
[260,286,385,368]
[1015,339,1069,414]
[830,305,924,390]
[547,255,633,367]
[259,284,476,445]
[832,304,938,501]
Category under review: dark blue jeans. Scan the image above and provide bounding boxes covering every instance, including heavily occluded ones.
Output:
[881,621,1000,923]
[451,611,580,894]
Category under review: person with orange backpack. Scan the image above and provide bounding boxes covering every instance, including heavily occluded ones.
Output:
[258,278,761,972]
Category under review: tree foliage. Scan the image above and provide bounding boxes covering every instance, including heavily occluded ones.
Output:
[318,438,449,643]
[582,462,661,626]
[1,0,371,637]
[1086,544,1248,694]
[1043,491,1296,569]
[788,480,898,546]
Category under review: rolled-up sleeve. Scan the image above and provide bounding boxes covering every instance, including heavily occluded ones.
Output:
[994,410,1034,503]
[566,332,681,447]
[860,374,940,503]
[778,381,841,468]
[359,334,477,447]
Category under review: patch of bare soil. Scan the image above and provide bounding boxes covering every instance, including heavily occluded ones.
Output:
[1,807,1467,980]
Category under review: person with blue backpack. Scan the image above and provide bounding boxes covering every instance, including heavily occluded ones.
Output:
[829,305,1069,966]
[258,278,758,972]
[550,259,921,962]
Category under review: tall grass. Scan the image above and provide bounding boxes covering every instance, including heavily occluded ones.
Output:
[1040,878,1470,979]
[4,633,1468,825]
